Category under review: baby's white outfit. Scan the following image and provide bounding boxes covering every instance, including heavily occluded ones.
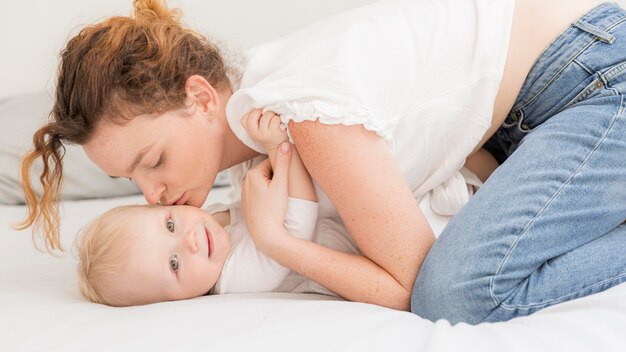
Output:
[226,0,514,216]
[211,198,319,294]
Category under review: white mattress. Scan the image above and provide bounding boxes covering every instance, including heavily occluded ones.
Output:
[2,188,626,352]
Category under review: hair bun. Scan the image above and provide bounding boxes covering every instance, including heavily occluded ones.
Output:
[133,0,180,23]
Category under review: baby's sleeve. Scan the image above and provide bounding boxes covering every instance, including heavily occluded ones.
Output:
[283,197,319,241]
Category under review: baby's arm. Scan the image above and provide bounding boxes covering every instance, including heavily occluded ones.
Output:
[241,109,317,202]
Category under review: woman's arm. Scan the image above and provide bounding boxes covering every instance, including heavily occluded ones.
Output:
[263,225,412,310]
[247,119,436,307]
[288,121,435,298]
[464,148,499,183]
[241,147,411,309]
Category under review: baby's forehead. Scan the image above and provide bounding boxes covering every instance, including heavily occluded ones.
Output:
[105,207,158,241]
[116,204,164,221]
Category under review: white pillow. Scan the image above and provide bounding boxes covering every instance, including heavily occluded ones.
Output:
[0,91,141,204]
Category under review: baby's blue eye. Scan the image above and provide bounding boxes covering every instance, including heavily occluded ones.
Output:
[170,254,179,272]
[167,219,175,233]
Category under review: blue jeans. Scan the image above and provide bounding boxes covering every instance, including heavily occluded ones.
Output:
[411,3,626,324]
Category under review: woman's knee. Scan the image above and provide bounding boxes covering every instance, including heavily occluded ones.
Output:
[410,237,494,325]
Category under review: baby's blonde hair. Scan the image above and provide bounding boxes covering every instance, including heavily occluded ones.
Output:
[77,205,142,306]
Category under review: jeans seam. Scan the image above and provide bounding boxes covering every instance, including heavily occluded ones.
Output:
[489,93,625,309]
[515,17,626,112]
[604,62,626,94]
[604,17,626,32]
[499,273,626,311]
[573,58,594,74]
[606,61,626,79]
[515,39,596,112]
[560,60,626,111]
[560,74,603,111]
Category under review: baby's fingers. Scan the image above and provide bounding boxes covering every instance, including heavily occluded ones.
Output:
[241,109,263,134]
[259,111,278,132]
[268,113,283,132]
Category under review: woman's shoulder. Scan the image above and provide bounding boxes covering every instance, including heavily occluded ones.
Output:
[226,0,516,153]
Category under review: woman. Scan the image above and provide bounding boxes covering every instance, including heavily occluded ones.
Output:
[18,0,625,324]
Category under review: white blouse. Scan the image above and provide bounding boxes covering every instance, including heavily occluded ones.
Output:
[226,0,515,216]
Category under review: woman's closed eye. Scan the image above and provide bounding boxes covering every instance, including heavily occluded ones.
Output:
[170,254,179,272]
[153,154,165,168]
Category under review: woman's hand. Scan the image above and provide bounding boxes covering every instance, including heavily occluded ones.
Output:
[241,142,292,252]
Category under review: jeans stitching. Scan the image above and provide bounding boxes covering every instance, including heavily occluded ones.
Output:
[573,58,595,74]
[499,272,626,311]
[561,74,602,111]
[604,61,626,82]
[561,60,626,111]
[515,17,626,112]
[515,39,596,112]
[489,93,625,310]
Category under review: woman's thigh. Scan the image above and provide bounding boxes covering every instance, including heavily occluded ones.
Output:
[411,3,626,324]
[411,83,626,325]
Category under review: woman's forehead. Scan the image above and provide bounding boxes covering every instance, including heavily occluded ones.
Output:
[83,117,163,172]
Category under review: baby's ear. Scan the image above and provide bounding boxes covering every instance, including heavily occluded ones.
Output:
[185,75,220,117]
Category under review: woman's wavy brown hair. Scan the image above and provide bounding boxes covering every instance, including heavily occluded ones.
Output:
[15,0,231,252]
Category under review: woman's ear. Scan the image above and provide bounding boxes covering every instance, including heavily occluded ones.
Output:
[185,75,220,117]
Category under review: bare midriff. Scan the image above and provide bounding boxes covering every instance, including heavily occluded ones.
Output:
[473,0,603,154]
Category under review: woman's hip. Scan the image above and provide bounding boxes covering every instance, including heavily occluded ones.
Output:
[486,2,626,163]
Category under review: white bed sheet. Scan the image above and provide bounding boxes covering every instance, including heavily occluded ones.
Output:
[2,189,626,352]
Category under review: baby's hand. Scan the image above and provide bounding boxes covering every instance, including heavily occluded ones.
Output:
[241,109,288,151]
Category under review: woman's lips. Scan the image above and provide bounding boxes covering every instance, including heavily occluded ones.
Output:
[174,192,187,205]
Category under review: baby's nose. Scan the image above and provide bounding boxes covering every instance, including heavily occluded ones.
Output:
[184,230,199,253]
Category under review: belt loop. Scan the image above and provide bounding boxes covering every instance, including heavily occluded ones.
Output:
[573,20,616,44]
[517,110,531,132]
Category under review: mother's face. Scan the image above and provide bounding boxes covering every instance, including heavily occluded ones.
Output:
[83,105,226,207]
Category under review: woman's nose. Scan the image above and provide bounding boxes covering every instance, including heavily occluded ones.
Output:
[134,176,165,205]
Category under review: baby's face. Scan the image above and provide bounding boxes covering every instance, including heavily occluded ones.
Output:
[116,205,231,304]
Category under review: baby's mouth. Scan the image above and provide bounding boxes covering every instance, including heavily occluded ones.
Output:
[205,226,213,258]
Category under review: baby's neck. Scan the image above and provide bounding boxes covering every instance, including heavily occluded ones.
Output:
[212,209,231,228]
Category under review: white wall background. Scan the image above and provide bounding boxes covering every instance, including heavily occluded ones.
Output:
[0,0,376,99]
[2,0,626,99]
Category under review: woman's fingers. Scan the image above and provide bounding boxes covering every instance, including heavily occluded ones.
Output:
[243,142,291,197]
[241,143,292,248]
[270,142,291,192]
[248,158,273,181]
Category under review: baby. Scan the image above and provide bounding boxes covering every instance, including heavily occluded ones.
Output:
[77,110,319,306]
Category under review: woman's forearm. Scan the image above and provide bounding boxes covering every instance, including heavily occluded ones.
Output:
[464,148,499,183]
[264,227,411,310]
